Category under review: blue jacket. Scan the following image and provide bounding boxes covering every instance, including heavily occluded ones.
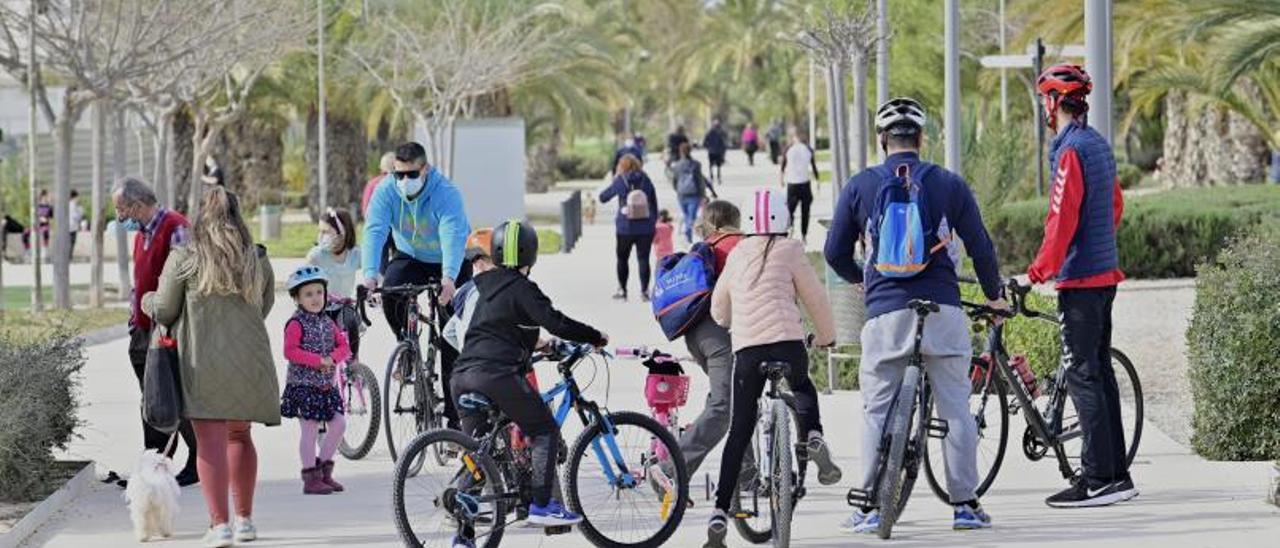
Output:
[1050,123,1120,280]
[824,151,1002,319]
[598,170,659,236]
[361,168,471,281]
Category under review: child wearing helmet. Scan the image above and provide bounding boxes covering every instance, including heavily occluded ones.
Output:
[449,220,609,538]
[280,265,351,496]
[703,189,843,548]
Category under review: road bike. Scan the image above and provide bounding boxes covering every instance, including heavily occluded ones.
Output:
[391,340,690,548]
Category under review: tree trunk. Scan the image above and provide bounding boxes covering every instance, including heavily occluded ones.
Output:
[1160,90,1268,187]
[170,108,194,214]
[52,99,79,310]
[526,123,560,193]
[90,100,106,308]
[152,120,168,207]
[112,104,133,302]
[306,107,365,219]
[850,53,869,173]
[214,115,285,212]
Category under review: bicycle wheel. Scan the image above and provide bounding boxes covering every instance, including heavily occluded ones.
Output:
[339,362,381,460]
[769,399,793,548]
[1057,348,1144,468]
[564,410,689,548]
[876,366,921,540]
[419,342,450,467]
[923,357,1010,502]
[386,342,426,474]
[392,429,508,548]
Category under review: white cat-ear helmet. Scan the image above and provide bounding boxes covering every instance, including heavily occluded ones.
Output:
[744,188,791,236]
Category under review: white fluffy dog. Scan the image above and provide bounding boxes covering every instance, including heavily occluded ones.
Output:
[123,450,181,541]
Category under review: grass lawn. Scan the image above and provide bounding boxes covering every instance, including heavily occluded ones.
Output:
[537,229,562,254]
[4,284,90,310]
[250,219,325,259]
[0,306,128,342]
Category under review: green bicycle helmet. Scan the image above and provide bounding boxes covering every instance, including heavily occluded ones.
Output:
[491,219,539,269]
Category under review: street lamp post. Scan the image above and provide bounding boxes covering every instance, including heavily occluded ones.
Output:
[317,0,329,211]
[29,0,42,312]
[1084,0,1113,143]
[877,0,889,162]
[944,0,961,175]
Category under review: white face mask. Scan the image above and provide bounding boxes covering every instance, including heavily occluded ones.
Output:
[397,174,425,200]
[318,234,338,251]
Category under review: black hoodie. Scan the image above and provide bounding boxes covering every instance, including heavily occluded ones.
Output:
[453,268,605,377]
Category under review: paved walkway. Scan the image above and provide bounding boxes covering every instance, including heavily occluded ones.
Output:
[21,151,1280,547]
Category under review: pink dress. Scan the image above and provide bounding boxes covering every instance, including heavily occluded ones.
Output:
[654,222,675,259]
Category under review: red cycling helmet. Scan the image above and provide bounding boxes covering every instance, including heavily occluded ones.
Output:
[1037,64,1092,130]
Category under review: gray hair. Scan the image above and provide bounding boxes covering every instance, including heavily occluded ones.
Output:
[112,177,157,206]
[379,152,396,173]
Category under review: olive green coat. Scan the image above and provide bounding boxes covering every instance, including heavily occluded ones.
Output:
[142,245,281,426]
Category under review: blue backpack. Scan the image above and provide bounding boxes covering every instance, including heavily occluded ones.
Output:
[869,162,947,278]
[651,243,717,340]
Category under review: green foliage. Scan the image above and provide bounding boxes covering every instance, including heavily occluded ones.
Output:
[0,332,84,502]
[537,229,563,255]
[250,220,329,259]
[960,283,1062,380]
[989,185,1280,279]
[1187,221,1280,460]
[556,150,610,181]
[964,124,1037,211]
[1116,162,1144,190]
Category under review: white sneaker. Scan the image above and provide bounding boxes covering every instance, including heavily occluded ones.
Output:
[234,516,257,542]
[202,523,234,547]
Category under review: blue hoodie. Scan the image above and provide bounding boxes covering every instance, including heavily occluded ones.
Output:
[362,167,471,281]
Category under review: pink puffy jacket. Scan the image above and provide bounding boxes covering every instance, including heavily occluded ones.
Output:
[711,236,836,353]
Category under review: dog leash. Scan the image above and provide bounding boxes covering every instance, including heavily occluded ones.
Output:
[163,431,179,456]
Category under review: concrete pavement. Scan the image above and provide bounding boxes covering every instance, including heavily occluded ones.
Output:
[21,150,1280,547]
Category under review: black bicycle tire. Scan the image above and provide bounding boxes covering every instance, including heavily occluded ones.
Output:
[922,363,1010,502]
[1060,348,1144,467]
[732,396,801,544]
[384,342,417,463]
[876,366,921,540]
[564,410,689,548]
[391,428,508,548]
[339,362,382,460]
[770,399,793,547]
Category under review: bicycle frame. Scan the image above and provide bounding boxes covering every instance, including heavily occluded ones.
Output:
[537,357,639,488]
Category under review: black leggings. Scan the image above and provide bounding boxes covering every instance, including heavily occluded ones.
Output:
[452,370,560,506]
[615,233,654,295]
[786,182,814,239]
[714,340,823,511]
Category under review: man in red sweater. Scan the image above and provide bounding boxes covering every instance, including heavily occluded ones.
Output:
[112,177,200,487]
[1029,64,1137,508]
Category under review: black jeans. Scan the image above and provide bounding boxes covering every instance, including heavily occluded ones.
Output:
[786,182,813,239]
[615,233,654,295]
[128,327,198,474]
[452,369,560,506]
[714,340,823,511]
[382,254,474,429]
[1059,286,1129,487]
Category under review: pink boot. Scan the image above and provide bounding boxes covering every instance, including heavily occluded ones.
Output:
[319,459,345,492]
[302,466,333,495]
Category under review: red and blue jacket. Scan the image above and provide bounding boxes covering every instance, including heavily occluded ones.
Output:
[1028,122,1125,289]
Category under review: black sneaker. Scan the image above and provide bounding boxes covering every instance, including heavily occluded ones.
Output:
[175,468,200,487]
[1045,478,1138,508]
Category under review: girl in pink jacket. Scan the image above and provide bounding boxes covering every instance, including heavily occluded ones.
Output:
[702,189,841,547]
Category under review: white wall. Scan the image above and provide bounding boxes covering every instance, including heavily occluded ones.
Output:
[416,117,527,230]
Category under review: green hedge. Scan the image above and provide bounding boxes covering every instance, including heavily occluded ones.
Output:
[989,185,1280,279]
[556,150,611,181]
[0,332,84,501]
[1187,222,1280,460]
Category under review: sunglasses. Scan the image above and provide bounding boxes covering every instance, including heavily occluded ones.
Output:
[393,169,422,180]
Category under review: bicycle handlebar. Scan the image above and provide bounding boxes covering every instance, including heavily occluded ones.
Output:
[532,339,610,364]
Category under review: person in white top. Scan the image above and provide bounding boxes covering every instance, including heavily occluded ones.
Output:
[306,207,363,358]
[779,128,820,241]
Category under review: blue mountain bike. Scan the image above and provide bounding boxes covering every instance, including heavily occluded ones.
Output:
[391,340,690,548]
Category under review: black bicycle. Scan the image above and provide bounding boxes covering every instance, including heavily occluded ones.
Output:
[391,340,690,548]
[922,279,1143,502]
[729,364,808,547]
[361,283,449,477]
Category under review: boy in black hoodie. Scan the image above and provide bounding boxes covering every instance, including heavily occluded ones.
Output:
[450,220,609,535]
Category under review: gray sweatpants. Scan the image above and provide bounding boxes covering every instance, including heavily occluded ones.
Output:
[678,317,734,476]
[859,305,979,504]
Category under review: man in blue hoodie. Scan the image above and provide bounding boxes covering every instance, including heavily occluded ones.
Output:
[824,98,1007,534]
[363,141,472,428]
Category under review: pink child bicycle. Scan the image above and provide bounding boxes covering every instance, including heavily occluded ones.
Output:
[616,346,690,461]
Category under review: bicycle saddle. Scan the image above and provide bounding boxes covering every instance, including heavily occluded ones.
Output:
[907,299,941,315]
[457,392,493,411]
[760,361,791,379]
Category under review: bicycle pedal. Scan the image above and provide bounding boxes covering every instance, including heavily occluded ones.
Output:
[793,442,809,460]
[544,525,573,535]
[846,488,873,508]
[926,418,950,439]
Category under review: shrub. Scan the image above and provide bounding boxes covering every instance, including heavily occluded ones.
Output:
[961,283,1061,379]
[556,150,611,181]
[1116,162,1143,190]
[989,185,1280,279]
[0,332,85,501]
[1187,222,1280,460]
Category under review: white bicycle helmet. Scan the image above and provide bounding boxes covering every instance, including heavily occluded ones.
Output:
[744,188,790,236]
[286,264,328,296]
[875,97,927,135]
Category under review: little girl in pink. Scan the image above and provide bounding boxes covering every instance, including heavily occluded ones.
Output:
[280,265,350,495]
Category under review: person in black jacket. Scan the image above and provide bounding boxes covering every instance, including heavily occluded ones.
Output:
[450,220,609,536]
[702,118,729,184]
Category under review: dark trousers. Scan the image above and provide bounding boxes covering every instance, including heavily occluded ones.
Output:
[452,369,559,506]
[129,327,198,474]
[1059,286,1129,487]
[714,340,823,511]
[615,233,654,295]
[382,254,473,429]
[768,140,781,165]
[786,182,814,239]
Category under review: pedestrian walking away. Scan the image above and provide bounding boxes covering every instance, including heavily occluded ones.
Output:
[704,189,843,547]
[598,153,659,301]
[142,185,280,547]
[113,177,200,489]
[702,118,729,184]
[671,141,718,243]
[362,141,473,430]
[766,121,784,165]
[1028,64,1137,509]
[741,122,760,166]
[68,189,83,255]
[610,135,645,177]
[780,128,820,242]
[824,96,1006,534]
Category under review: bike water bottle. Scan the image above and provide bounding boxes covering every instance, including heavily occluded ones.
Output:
[1010,354,1041,398]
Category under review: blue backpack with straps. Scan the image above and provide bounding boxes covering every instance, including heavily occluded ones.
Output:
[651,242,717,340]
[869,162,947,278]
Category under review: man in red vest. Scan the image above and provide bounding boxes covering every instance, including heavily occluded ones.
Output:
[112,177,200,487]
